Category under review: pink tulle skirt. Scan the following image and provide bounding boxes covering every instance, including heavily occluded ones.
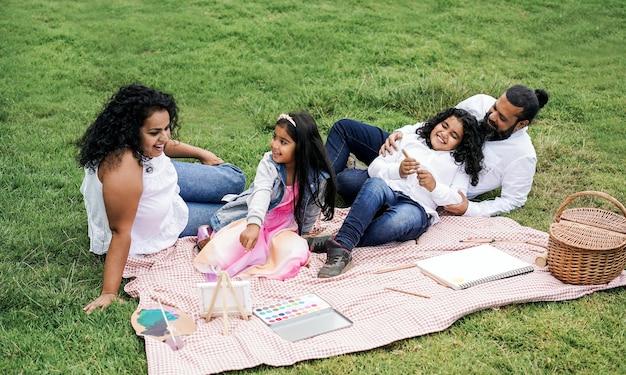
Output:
[193,190,310,281]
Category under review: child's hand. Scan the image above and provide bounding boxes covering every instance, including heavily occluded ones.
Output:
[400,158,420,178]
[240,224,260,250]
[416,169,436,191]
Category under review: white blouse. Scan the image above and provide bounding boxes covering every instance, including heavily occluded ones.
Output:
[80,153,188,257]
[368,134,468,225]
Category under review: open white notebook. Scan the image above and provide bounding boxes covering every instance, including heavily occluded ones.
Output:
[416,244,534,290]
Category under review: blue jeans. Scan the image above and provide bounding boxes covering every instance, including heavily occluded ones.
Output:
[334,177,430,250]
[325,118,390,204]
[173,161,246,237]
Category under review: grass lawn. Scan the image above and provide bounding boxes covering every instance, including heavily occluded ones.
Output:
[1,0,624,373]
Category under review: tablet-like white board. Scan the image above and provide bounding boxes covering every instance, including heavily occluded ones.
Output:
[197,280,252,318]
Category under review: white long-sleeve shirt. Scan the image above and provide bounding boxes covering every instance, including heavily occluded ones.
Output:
[395,94,537,217]
[368,134,468,226]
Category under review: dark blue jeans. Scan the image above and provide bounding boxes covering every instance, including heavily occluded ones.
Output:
[173,161,246,237]
[334,177,430,250]
[325,118,390,203]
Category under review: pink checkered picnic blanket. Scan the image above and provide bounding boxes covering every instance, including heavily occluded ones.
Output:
[123,210,626,375]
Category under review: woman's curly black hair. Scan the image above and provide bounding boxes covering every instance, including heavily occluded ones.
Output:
[417,107,485,186]
[77,84,179,171]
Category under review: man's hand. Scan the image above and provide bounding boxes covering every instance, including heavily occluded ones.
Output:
[444,190,469,215]
[380,131,403,156]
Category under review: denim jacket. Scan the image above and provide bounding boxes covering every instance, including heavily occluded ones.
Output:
[209,152,330,234]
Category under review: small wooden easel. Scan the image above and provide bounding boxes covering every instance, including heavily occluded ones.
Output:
[204,271,249,335]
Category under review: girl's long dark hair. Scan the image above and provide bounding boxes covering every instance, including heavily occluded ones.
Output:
[417,107,485,186]
[276,111,336,225]
[77,84,179,171]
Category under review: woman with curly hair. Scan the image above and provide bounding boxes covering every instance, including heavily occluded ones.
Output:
[77,84,245,313]
[317,107,485,278]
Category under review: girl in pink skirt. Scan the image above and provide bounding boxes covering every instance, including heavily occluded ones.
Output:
[194,111,335,281]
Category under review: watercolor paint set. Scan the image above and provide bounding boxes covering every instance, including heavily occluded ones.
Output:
[252,293,352,341]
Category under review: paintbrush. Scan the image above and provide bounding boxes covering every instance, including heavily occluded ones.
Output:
[158,300,181,350]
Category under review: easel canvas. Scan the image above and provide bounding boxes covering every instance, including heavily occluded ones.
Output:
[197,271,252,335]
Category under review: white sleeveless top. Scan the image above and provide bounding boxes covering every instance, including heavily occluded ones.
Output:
[80,153,188,257]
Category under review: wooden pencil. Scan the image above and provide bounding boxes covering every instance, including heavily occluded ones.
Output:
[385,287,430,299]
[374,264,416,274]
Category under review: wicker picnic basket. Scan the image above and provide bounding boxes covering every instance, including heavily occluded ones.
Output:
[547,191,626,285]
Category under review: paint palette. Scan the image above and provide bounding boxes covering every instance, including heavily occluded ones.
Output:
[130,304,196,342]
[253,293,331,324]
[253,293,352,342]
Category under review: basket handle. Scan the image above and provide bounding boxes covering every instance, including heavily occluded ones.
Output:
[553,190,626,223]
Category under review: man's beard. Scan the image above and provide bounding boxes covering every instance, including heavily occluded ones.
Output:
[480,112,516,141]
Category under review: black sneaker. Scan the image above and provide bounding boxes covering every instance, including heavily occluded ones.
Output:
[317,240,353,278]
[305,233,332,253]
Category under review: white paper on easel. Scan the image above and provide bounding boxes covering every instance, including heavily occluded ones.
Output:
[197,280,252,317]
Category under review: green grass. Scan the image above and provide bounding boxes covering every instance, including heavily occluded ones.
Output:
[1,0,625,373]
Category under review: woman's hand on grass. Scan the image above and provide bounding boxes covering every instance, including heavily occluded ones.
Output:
[83,293,121,314]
